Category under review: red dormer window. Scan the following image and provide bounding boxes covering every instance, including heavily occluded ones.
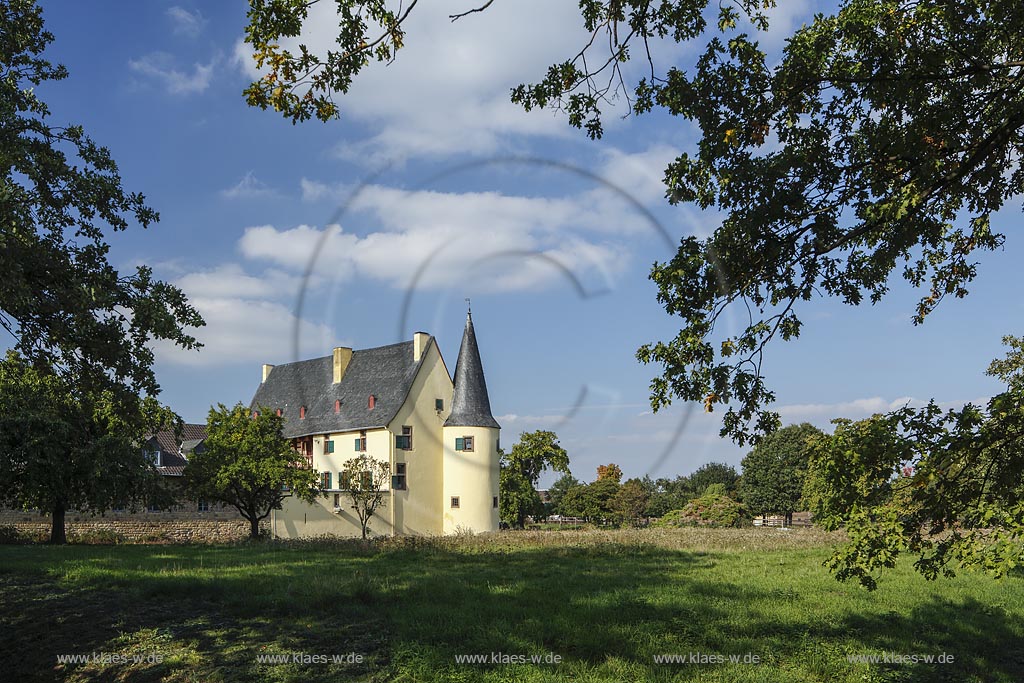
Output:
[334,399,341,413]
[299,406,306,419]
[368,395,376,410]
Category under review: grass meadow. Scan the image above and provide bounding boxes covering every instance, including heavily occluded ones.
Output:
[1,528,1022,682]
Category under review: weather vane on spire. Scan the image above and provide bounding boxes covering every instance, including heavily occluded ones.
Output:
[465,297,471,316]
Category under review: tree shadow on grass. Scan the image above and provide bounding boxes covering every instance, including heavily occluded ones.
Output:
[1,543,1022,682]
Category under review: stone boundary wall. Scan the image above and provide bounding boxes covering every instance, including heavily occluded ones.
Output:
[0,509,269,544]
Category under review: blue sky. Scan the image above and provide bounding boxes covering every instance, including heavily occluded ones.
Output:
[22,1,1023,486]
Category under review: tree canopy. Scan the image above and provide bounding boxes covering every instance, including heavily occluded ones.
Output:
[185,404,321,539]
[804,336,1024,589]
[0,351,177,544]
[740,423,823,523]
[688,461,740,497]
[241,0,1020,445]
[500,430,570,528]
[1,0,203,402]
[340,453,392,539]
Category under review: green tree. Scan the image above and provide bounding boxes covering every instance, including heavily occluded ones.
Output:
[499,465,543,529]
[2,1,203,402]
[242,1,1020,448]
[586,475,622,525]
[688,462,739,497]
[740,423,824,526]
[340,453,392,539]
[185,404,321,539]
[548,473,581,515]
[804,336,1024,590]
[613,478,650,526]
[0,352,177,544]
[499,431,570,528]
[644,475,695,517]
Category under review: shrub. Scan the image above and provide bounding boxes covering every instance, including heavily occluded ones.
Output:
[0,525,36,544]
[654,493,746,528]
[68,528,126,545]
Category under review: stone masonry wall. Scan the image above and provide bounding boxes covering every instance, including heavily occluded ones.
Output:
[0,507,267,544]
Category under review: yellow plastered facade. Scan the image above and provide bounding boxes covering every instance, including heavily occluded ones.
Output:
[269,336,499,538]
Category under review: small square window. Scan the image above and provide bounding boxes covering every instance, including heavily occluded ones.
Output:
[435,398,444,411]
[325,439,335,454]
[451,496,460,509]
[463,436,474,452]
[396,425,413,450]
[198,500,210,512]
[392,462,407,490]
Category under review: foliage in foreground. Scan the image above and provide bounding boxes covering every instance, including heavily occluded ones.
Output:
[805,336,1024,589]
[1,0,203,400]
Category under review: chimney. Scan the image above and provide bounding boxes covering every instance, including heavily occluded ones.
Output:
[413,332,430,362]
[333,347,353,384]
[262,364,274,383]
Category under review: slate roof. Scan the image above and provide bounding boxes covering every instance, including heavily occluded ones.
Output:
[145,423,207,477]
[445,313,500,429]
[250,340,426,439]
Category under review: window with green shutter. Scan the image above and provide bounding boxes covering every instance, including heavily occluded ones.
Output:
[396,425,412,450]
[325,439,334,453]
[322,471,332,490]
[455,437,464,451]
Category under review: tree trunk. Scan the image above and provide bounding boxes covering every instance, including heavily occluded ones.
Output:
[784,511,793,528]
[50,501,67,545]
[250,515,260,539]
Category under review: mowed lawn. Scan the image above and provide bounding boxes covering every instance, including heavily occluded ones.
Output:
[1,529,1022,682]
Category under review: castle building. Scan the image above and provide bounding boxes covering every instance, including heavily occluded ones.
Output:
[250,311,500,538]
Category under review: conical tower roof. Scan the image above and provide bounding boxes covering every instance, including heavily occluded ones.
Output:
[444,310,500,429]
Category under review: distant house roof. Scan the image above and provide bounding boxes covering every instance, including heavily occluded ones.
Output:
[250,339,427,439]
[145,423,207,477]
[445,312,500,429]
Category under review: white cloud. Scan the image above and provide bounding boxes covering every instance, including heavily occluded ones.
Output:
[221,171,278,199]
[237,183,650,292]
[174,263,300,301]
[233,1,598,162]
[300,178,350,202]
[129,52,214,95]
[154,296,337,367]
[598,145,679,204]
[777,396,987,421]
[167,6,205,38]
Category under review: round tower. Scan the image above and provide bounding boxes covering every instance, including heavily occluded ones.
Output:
[442,308,500,534]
